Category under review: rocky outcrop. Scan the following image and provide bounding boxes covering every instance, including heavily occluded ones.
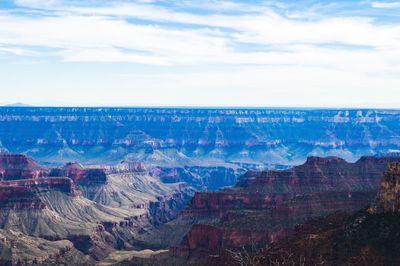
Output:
[0,229,93,266]
[373,162,400,212]
[0,178,77,209]
[175,191,375,258]
[184,156,399,216]
[0,155,194,263]
[0,154,49,181]
[50,162,107,185]
[203,162,400,266]
[107,161,148,175]
[148,190,194,226]
[238,156,400,194]
[180,224,223,257]
[149,166,246,191]
[171,156,400,260]
[206,210,400,266]
[250,210,400,265]
[181,192,279,217]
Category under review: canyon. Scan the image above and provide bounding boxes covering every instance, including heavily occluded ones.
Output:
[160,156,400,263]
[0,107,399,170]
[0,153,398,265]
[0,154,193,263]
[0,107,400,265]
[236,161,400,266]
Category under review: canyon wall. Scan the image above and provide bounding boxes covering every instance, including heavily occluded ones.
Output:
[373,162,400,212]
[241,162,400,266]
[0,107,399,168]
[171,156,400,259]
[0,154,193,262]
[0,153,50,180]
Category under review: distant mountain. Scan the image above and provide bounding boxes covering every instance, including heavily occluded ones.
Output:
[3,102,31,107]
[0,107,399,170]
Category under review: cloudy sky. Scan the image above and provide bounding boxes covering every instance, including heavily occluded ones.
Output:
[0,0,399,107]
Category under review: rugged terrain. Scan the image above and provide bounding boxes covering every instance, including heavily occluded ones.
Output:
[207,161,400,266]
[0,229,94,265]
[0,154,193,264]
[149,166,246,191]
[1,107,400,265]
[0,107,400,169]
[159,156,400,262]
[1,153,399,265]
[1,107,400,198]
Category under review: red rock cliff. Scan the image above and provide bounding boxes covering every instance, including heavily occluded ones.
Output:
[373,162,400,212]
[0,154,50,180]
[173,156,400,259]
[50,162,107,185]
[238,156,400,194]
[0,177,77,209]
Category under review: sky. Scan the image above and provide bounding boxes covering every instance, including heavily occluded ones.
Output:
[0,0,400,108]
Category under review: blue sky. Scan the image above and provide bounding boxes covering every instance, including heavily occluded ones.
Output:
[0,0,400,107]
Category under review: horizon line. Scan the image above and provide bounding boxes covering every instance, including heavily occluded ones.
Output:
[1,105,400,111]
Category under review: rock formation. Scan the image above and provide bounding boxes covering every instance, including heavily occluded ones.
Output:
[373,162,400,212]
[204,161,400,266]
[0,229,93,265]
[0,154,194,263]
[0,154,50,180]
[0,177,77,209]
[168,156,400,260]
[0,107,400,169]
[117,158,400,266]
[149,166,246,191]
[50,162,107,185]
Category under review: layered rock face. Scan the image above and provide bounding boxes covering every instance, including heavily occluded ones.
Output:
[0,229,93,265]
[107,161,148,175]
[170,156,400,260]
[150,166,246,191]
[374,162,400,212]
[50,162,107,185]
[0,107,400,168]
[185,156,400,215]
[216,162,400,266]
[0,178,76,209]
[238,156,398,194]
[0,154,49,180]
[0,154,194,263]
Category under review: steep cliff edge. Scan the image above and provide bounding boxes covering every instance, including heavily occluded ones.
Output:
[204,162,400,266]
[372,162,400,213]
[50,162,107,186]
[0,229,93,266]
[169,156,400,260]
[1,107,400,168]
[0,154,50,180]
[149,166,246,191]
[236,156,397,194]
[0,155,194,262]
[0,177,77,209]
[181,156,399,216]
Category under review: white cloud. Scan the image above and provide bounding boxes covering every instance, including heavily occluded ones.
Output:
[1,4,399,63]
[0,13,232,64]
[14,0,61,9]
[11,1,400,49]
[1,0,400,107]
[371,1,400,8]
[0,45,36,56]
